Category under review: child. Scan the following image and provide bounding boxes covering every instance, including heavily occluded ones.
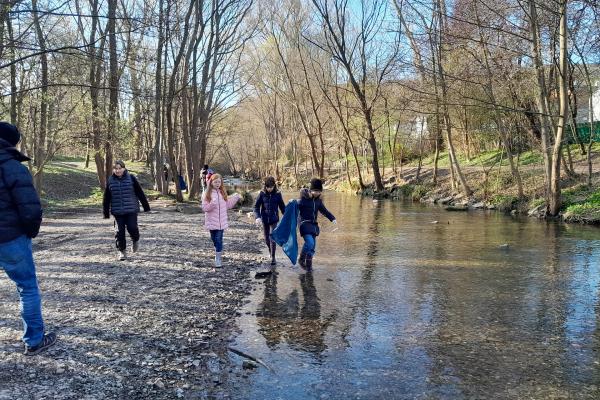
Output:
[202,173,241,267]
[103,160,151,260]
[297,178,336,271]
[254,176,286,265]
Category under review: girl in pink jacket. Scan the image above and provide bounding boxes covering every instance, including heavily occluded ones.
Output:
[202,173,241,267]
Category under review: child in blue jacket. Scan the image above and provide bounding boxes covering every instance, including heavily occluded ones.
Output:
[297,178,336,271]
[254,176,286,265]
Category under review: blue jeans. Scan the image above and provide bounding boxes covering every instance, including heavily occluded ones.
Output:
[0,235,44,347]
[302,234,316,256]
[210,230,224,252]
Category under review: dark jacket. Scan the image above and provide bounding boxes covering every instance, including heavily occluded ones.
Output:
[200,167,209,186]
[103,171,150,218]
[0,138,43,243]
[298,188,335,237]
[254,190,286,224]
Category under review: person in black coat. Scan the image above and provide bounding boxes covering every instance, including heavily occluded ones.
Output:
[297,178,336,271]
[103,160,150,260]
[200,164,209,191]
[0,122,56,355]
[254,176,286,265]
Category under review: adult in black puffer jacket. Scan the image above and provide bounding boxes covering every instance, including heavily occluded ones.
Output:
[0,122,56,355]
[103,160,150,260]
[254,176,286,265]
[297,178,336,271]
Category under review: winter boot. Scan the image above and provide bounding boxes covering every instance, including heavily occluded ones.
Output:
[305,254,313,272]
[298,252,307,270]
[132,240,139,253]
[215,252,223,268]
[270,242,277,266]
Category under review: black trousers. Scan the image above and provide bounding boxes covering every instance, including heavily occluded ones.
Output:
[114,213,139,251]
[262,222,277,258]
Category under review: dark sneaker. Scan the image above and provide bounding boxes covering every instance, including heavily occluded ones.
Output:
[270,259,276,266]
[24,332,57,356]
[132,241,139,253]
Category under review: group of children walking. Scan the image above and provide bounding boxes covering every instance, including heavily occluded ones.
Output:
[254,177,337,271]
[103,161,337,271]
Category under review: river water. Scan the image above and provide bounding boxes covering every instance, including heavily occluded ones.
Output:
[227,192,600,399]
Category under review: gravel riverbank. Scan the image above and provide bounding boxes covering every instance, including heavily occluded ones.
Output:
[0,200,264,399]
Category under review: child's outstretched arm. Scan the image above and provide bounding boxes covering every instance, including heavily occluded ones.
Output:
[318,202,336,222]
[226,193,241,209]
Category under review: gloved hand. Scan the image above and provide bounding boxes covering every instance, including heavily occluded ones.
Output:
[255,218,261,225]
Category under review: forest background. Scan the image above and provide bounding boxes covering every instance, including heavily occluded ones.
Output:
[1,0,599,220]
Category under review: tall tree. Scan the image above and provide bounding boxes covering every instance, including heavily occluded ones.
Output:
[310,0,400,191]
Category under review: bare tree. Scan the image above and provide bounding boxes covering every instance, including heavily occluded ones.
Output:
[309,0,400,191]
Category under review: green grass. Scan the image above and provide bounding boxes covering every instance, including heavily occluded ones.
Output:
[41,159,161,210]
[490,194,520,212]
[52,155,86,163]
[337,179,362,193]
[528,197,545,209]
[404,149,544,169]
[562,186,600,223]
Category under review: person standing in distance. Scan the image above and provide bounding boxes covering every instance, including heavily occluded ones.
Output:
[103,160,151,260]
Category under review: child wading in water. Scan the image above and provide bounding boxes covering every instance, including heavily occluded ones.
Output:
[254,176,286,266]
[202,173,241,268]
[298,178,336,271]
[103,160,151,260]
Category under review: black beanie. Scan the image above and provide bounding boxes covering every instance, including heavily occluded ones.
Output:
[310,178,323,191]
[0,122,21,146]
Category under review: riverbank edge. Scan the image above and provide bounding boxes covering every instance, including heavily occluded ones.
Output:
[274,173,600,225]
[333,181,600,225]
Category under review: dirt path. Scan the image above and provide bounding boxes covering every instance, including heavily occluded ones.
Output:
[0,201,265,399]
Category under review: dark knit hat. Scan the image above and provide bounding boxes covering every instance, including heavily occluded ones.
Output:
[264,176,276,188]
[309,178,323,191]
[0,122,21,146]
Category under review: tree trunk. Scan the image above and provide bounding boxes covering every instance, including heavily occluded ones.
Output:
[154,0,166,193]
[528,0,554,209]
[548,0,568,216]
[105,0,118,184]
[31,0,48,193]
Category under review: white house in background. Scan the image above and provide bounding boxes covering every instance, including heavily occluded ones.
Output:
[575,79,600,124]
[395,115,429,144]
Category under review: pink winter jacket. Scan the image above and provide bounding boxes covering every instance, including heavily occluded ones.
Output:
[202,190,240,230]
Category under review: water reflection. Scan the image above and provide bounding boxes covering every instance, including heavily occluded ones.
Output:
[256,272,333,357]
[230,193,600,399]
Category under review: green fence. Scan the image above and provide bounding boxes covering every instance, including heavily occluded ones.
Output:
[568,122,600,143]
